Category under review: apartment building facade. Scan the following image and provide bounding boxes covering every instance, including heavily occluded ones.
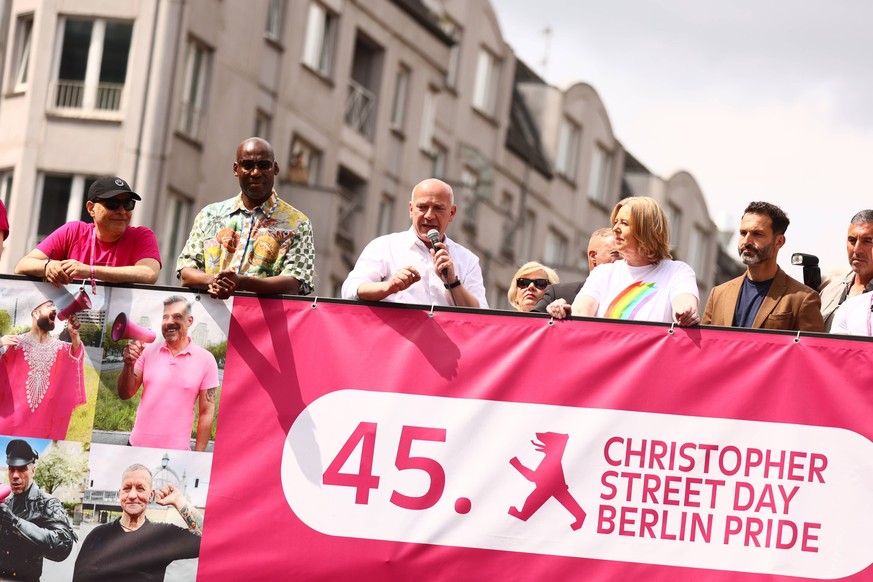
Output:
[0,0,730,305]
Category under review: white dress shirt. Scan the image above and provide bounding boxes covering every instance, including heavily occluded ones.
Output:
[341,227,488,308]
[830,291,873,336]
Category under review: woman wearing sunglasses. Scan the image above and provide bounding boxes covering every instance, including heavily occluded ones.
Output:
[548,197,699,326]
[508,262,559,312]
[15,176,161,286]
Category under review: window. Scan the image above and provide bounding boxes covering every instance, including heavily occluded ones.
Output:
[336,167,365,248]
[544,228,568,267]
[441,19,461,90]
[556,118,581,180]
[665,201,682,250]
[288,137,321,185]
[501,191,514,218]
[500,191,515,258]
[688,226,708,277]
[302,3,336,76]
[12,14,33,92]
[178,39,213,140]
[377,194,394,236]
[419,87,438,154]
[460,166,479,230]
[472,48,499,115]
[0,171,13,209]
[254,110,271,140]
[160,192,194,285]
[520,209,535,260]
[431,141,447,179]
[461,167,478,200]
[52,18,133,115]
[34,175,96,243]
[588,144,612,205]
[390,65,410,131]
[265,0,285,41]
[344,35,382,141]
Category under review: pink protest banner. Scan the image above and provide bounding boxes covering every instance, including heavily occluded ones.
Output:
[200,296,873,581]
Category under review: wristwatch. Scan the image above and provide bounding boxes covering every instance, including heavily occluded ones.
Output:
[444,278,461,289]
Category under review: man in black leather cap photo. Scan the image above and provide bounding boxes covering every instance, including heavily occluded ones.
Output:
[0,439,77,580]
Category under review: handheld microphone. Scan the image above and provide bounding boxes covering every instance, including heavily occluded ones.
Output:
[426,229,448,280]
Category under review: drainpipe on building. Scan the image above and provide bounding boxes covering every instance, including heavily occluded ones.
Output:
[133,0,186,230]
[130,0,161,195]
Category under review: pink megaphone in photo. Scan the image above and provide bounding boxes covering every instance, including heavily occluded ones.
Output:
[0,483,11,502]
[57,289,92,321]
[111,312,156,343]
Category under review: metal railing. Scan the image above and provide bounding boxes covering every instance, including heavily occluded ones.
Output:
[335,186,362,248]
[95,82,123,110]
[53,80,84,109]
[344,79,376,139]
[50,80,124,113]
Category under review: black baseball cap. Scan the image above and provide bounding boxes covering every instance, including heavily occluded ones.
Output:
[87,176,141,202]
[6,439,38,467]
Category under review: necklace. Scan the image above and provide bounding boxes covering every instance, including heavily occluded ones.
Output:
[120,520,139,532]
[90,224,124,294]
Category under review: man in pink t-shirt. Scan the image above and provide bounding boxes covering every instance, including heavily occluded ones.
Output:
[117,296,218,451]
[15,176,161,286]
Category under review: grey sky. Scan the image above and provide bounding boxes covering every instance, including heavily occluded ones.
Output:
[493,0,873,274]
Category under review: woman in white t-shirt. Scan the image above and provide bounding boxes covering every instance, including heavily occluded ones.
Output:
[548,197,700,326]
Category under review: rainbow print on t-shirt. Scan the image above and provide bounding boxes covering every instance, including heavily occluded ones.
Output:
[605,282,656,319]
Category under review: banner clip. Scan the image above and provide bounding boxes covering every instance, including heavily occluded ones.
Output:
[668,322,675,335]
[428,304,435,318]
[794,330,801,344]
[311,296,319,310]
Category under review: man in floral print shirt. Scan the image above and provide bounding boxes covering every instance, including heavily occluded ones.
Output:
[177,137,315,299]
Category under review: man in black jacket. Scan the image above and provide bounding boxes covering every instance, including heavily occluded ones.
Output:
[0,439,77,580]
[533,228,619,312]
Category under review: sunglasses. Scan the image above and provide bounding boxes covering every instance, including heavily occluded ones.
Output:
[237,159,275,172]
[98,198,136,211]
[517,278,549,290]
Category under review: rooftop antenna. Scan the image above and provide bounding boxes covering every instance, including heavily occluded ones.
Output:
[541,26,552,80]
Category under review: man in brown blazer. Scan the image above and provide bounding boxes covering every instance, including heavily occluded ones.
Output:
[702,201,824,332]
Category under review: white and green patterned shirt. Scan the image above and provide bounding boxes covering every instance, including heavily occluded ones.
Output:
[176,191,315,294]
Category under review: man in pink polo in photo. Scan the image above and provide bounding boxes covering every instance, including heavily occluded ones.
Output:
[117,295,218,451]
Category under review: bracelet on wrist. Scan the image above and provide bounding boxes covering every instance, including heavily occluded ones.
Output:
[444,278,461,289]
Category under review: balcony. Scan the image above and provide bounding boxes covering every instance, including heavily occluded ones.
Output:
[48,80,125,120]
[344,79,376,140]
